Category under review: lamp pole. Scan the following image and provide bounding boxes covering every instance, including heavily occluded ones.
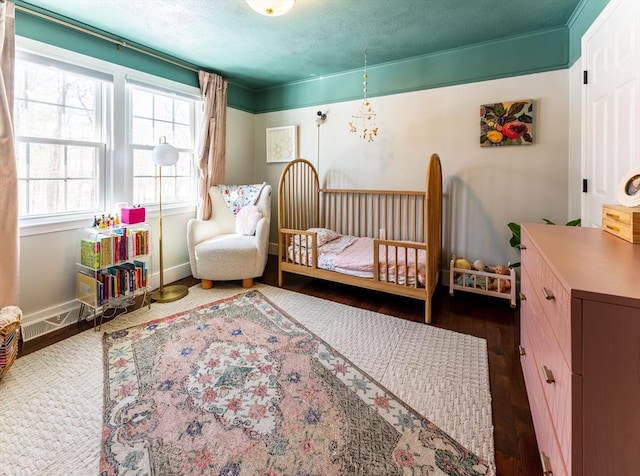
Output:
[149,138,188,303]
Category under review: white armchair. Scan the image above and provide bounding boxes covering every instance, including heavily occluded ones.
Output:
[187,183,271,289]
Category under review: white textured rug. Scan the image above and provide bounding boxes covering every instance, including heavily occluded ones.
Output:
[0,284,495,475]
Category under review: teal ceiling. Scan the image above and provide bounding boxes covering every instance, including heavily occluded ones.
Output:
[16,0,584,91]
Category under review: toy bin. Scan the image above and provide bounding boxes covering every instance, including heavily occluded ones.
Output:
[0,306,22,379]
[449,255,516,308]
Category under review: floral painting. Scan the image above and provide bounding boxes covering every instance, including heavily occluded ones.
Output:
[480,99,534,147]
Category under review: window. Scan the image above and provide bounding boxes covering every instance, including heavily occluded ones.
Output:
[129,84,197,206]
[14,53,109,218]
[15,39,201,231]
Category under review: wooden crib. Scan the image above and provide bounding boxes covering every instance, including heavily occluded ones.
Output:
[277,153,443,323]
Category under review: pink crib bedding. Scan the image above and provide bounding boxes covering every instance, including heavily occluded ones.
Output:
[288,234,426,285]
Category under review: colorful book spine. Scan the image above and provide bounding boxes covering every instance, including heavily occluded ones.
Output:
[100,235,113,267]
[134,260,147,287]
[80,239,100,269]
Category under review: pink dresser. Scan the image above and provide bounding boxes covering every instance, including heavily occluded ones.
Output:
[519,223,640,475]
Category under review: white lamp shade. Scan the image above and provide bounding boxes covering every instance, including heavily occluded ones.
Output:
[246,0,294,16]
[152,143,179,167]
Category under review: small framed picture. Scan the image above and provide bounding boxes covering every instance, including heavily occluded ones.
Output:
[266,125,297,163]
[617,168,640,207]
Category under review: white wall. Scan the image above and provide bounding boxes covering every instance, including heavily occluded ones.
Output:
[256,70,571,269]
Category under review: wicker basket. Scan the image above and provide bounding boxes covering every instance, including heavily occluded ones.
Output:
[0,306,22,379]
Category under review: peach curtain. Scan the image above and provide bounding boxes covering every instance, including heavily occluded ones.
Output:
[196,71,228,220]
[0,0,18,307]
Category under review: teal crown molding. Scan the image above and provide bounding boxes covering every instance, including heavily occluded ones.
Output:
[255,27,570,113]
[16,0,607,115]
[15,9,199,87]
[16,8,257,112]
[567,0,610,67]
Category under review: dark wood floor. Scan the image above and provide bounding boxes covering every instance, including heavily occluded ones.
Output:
[19,255,541,475]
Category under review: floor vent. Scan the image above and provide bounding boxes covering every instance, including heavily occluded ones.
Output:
[21,311,77,342]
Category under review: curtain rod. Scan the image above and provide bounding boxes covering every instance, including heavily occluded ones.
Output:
[14,3,200,73]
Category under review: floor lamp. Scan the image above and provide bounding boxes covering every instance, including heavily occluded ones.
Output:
[149,137,189,303]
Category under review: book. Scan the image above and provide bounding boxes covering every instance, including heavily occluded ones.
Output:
[80,239,100,269]
[100,235,113,267]
[134,259,147,286]
[76,271,97,305]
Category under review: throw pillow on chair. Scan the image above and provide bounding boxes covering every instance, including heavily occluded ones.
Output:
[235,205,262,236]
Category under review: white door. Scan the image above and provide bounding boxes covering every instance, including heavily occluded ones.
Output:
[582,0,640,227]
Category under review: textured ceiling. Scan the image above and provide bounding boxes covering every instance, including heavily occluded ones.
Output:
[16,0,582,90]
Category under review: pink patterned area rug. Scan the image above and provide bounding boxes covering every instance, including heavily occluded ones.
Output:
[101,291,490,475]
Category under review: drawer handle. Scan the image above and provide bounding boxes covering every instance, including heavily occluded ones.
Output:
[542,365,555,384]
[605,224,621,232]
[605,212,620,219]
[541,287,555,300]
[540,451,553,475]
[518,345,526,356]
[520,244,527,250]
[519,292,526,301]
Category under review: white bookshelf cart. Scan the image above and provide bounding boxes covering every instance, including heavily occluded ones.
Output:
[76,223,152,330]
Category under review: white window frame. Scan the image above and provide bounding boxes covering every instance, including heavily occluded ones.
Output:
[16,37,201,237]
[127,80,199,208]
[15,49,111,228]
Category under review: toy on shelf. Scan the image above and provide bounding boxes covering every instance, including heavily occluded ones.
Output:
[449,254,516,307]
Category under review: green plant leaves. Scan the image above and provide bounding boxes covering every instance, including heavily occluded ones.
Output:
[507,218,580,268]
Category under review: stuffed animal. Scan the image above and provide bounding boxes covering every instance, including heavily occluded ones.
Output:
[473,260,485,271]
[488,264,512,293]
[494,264,509,275]
[454,257,472,270]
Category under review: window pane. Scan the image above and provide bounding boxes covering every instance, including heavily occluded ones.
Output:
[67,146,98,178]
[67,179,98,210]
[64,78,96,110]
[174,124,191,149]
[154,121,173,144]
[133,149,154,176]
[29,180,66,215]
[18,181,27,216]
[174,100,190,124]
[132,89,153,118]
[132,117,154,145]
[161,176,177,202]
[154,95,173,122]
[28,144,65,178]
[133,177,156,204]
[176,152,192,175]
[16,142,27,177]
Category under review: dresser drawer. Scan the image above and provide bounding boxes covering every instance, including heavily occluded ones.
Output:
[523,243,572,370]
[521,270,574,474]
[520,231,541,287]
[528,295,574,474]
[520,320,568,476]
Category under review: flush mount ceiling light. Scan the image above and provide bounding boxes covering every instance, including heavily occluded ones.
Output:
[246,0,295,16]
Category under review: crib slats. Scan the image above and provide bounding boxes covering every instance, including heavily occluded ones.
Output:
[278,154,443,325]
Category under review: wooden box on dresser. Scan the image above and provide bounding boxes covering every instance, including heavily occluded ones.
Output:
[519,223,640,476]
